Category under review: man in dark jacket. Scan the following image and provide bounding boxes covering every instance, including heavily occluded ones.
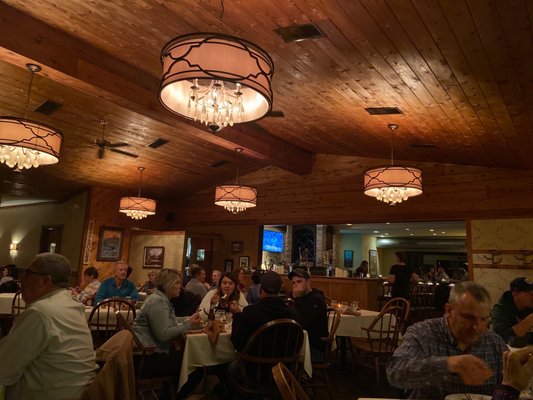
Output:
[231,271,299,352]
[289,268,328,362]
[492,277,533,347]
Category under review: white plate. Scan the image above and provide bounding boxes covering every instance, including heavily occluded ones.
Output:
[445,394,491,400]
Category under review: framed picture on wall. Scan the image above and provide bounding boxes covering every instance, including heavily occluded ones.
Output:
[369,249,378,277]
[239,256,250,269]
[224,259,234,272]
[96,226,124,261]
[143,246,165,268]
[231,241,243,253]
[344,250,354,268]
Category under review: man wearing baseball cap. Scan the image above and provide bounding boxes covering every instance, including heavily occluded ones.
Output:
[289,268,328,363]
[492,277,533,347]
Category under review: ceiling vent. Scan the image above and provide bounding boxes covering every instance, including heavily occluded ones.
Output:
[34,100,63,115]
[274,23,325,43]
[210,160,228,168]
[147,138,169,149]
[364,107,402,115]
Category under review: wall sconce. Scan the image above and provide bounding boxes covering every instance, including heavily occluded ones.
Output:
[9,243,18,251]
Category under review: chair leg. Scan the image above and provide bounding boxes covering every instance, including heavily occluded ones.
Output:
[323,369,333,400]
[374,356,380,385]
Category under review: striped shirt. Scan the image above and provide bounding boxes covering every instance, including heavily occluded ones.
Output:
[386,316,507,399]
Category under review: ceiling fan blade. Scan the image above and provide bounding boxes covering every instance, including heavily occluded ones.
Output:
[97,147,105,159]
[267,110,284,118]
[109,148,139,158]
[106,142,129,148]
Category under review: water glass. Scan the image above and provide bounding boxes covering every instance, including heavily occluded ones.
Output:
[215,310,225,322]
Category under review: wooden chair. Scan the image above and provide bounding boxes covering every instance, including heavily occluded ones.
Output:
[228,318,304,399]
[351,297,410,384]
[272,362,310,400]
[11,290,26,317]
[87,298,136,348]
[115,310,176,400]
[301,307,341,399]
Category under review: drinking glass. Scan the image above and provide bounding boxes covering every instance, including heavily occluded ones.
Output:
[351,301,359,310]
[215,310,225,322]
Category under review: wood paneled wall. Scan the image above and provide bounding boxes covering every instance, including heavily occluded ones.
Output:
[163,155,533,226]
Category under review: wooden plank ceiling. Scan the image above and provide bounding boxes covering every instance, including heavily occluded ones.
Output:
[0,0,532,203]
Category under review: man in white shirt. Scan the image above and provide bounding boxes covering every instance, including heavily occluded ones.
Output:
[0,253,96,400]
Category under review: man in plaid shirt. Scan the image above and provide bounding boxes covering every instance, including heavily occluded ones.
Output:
[387,281,507,399]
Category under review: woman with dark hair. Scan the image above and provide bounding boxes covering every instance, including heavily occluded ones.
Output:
[355,260,369,277]
[72,266,101,306]
[386,251,419,299]
[232,267,247,294]
[134,268,202,398]
[198,271,248,321]
[0,264,19,293]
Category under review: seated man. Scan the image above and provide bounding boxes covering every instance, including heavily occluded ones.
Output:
[289,268,328,363]
[0,253,96,399]
[184,265,208,300]
[492,277,533,347]
[94,260,140,304]
[209,269,222,290]
[231,271,299,352]
[386,281,507,399]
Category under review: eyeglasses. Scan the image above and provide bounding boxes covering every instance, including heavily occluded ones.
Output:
[23,269,50,277]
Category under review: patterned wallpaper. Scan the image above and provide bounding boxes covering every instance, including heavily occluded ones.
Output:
[470,218,533,305]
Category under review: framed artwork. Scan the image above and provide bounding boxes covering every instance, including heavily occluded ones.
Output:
[369,249,378,277]
[143,246,165,268]
[239,256,250,269]
[224,259,234,272]
[82,220,94,265]
[231,241,243,253]
[96,226,124,261]
[344,250,354,268]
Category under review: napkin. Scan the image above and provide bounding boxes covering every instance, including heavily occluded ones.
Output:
[203,320,224,345]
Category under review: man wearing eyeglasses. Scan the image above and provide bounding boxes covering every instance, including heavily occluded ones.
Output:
[387,281,507,399]
[0,253,96,400]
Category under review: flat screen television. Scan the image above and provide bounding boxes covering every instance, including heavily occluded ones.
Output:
[263,230,284,253]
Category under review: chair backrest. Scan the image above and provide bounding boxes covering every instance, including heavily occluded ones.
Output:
[381,297,410,335]
[324,307,341,355]
[238,319,304,392]
[11,290,26,317]
[272,362,310,400]
[364,299,409,354]
[88,298,136,347]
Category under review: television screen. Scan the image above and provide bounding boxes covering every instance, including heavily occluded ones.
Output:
[263,230,284,253]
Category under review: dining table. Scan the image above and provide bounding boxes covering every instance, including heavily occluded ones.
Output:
[0,293,19,314]
[177,323,313,390]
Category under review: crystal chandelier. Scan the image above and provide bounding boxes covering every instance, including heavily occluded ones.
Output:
[0,64,63,169]
[364,124,423,205]
[215,148,257,214]
[119,167,157,220]
[158,0,274,132]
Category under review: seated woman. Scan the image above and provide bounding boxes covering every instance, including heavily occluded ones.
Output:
[355,260,369,277]
[199,271,248,321]
[0,264,19,293]
[133,269,202,398]
[139,270,157,293]
[71,266,101,306]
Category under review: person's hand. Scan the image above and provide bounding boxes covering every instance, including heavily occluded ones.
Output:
[502,347,533,391]
[204,282,211,290]
[447,354,493,385]
[229,300,241,314]
[211,293,220,305]
[189,312,201,325]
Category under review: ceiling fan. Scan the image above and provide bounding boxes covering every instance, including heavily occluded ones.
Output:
[93,120,138,159]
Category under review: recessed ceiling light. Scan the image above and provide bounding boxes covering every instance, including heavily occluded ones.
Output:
[429,229,434,232]
[346,224,352,226]
[373,230,379,234]
[385,233,389,236]
[410,233,414,236]
[386,222,390,225]
[405,228,410,231]
[433,233,437,236]
[441,231,446,234]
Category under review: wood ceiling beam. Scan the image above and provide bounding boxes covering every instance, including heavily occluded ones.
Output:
[0,2,313,175]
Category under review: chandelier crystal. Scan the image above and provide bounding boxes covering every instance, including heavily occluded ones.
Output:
[158,1,273,132]
[363,124,423,205]
[214,147,257,214]
[0,64,63,169]
[119,167,157,220]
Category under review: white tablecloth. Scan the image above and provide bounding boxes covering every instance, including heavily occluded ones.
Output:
[333,309,382,338]
[178,328,312,390]
[0,293,22,314]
